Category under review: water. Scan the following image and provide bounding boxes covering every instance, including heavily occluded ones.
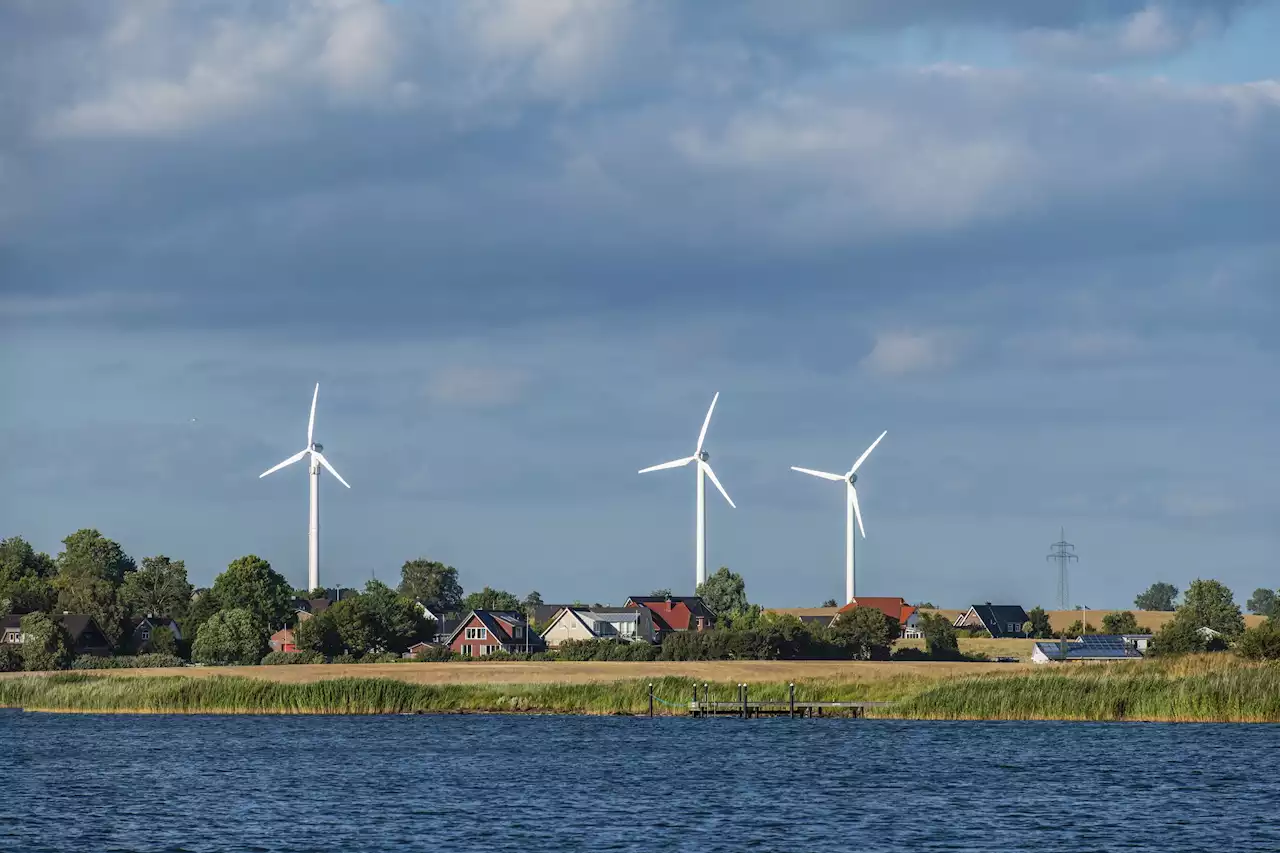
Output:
[4,711,1278,852]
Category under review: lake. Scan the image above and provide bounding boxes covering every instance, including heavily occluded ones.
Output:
[4,711,1278,852]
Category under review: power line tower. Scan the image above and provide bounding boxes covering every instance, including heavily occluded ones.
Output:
[1046,527,1078,609]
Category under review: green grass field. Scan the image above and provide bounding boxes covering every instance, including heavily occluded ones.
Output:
[3,655,1277,721]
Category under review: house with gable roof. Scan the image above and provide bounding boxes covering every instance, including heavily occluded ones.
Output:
[954,603,1030,638]
[445,610,546,657]
[624,595,716,641]
[835,597,919,637]
[540,606,657,647]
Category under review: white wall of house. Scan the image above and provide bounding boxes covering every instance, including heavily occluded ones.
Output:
[541,611,598,648]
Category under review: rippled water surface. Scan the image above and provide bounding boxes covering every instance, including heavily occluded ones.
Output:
[4,711,1278,852]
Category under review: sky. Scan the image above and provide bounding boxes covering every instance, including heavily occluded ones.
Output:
[1,0,1277,609]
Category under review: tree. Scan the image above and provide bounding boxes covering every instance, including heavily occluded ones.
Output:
[1246,588,1279,619]
[18,612,72,671]
[696,567,748,616]
[0,536,56,614]
[1150,615,1210,656]
[51,529,133,646]
[1135,582,1179,611]
[146,625,178,656]
[1180,579,1244,639]
[831,607,898,660]
[120,556,193,620]
[821,598,838,608]
[461,586,521,613]
[917,611,960,659]
[650,588,673,598]
[1237,620,1280,661]
[191,608,265,665]
[295,612,343,657]
[362,580,431,653]
[397,559,464,614]
[914,601,937,609]
[1101,611,1140,635]
[1024,606,1053,639]
[211,555,293,630]
[182,589,221,646]
[328,598,375,655]
[522,590,544,612]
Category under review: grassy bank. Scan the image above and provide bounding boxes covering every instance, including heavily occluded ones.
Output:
[3,656,1276,721]
[0,673,920,715]
[885,655,1280,723]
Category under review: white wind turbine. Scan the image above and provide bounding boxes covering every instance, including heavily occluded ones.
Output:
[792,430,887,604]
[639,392,735,591]
[259,383,350,592]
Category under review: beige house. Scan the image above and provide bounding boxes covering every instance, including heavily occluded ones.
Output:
[540,607,656,648]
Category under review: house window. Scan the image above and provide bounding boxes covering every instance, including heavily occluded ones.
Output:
[141,630,151,641]
[1009,623,1018,633]
[512,626,523,639]
[461,644,473,656]
[465,627,487,640]
[479,644,491,656]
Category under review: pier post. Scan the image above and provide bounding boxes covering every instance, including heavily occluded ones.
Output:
[692,684,699,717]
[704,682,709,712]
[741,683,747,719]
[648,683,654,718]
[789,682,795,718]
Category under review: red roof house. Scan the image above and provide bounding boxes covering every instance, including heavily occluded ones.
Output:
[269,627,297,653]
[444,610,545,656]
[836,597,917,635]
[624,595,716,638]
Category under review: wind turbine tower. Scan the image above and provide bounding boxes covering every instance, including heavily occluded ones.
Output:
[791,430,887,604]
[260,383,350,592]
[639,392,736,590]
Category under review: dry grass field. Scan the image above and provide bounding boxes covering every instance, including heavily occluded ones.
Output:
[0,658,1029,686]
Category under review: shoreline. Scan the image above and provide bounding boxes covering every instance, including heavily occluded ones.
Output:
[3,655,1276,722]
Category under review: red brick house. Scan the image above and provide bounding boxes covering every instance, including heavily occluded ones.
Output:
[624,595,716,640]
[835,597,918,636]
[444,610,545,656]
[269,627,297,653]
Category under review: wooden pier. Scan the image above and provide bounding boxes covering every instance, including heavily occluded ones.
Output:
[648,682,892,719]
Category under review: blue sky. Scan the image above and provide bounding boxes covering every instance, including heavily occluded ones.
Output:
[1,0,1277,608]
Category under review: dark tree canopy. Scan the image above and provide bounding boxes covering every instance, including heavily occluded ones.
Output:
[831,607,898,660]
[362,580,432,653]
[120,556,193,620]
[1024,606,1053,639]
[398,559,464,614]
[461,586,522,613]
[1179,579,1244,638]
[1101,610,1140,635]
[328,598,374,655]
[181,589,221,646]
[696,567,748,616]
[917,611,960,658]
[55,529,135,585]
[18,612,72,671]
[1135,582,1179,611]
[0,535,56,614]
[1246,588,1278,619]
[650,588,673,598]
[211,555,294,630]
[821,598,838,608]
[191,608,266,665]
[294,611,343,657]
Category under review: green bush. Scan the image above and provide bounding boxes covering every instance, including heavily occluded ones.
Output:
[0,645,21,672]
[1236,621,1280,661]
[191,608,267,666]
[261,651,326,665]
[71,654,185,669]
[413,645,454,662]
[556,638,658,661]
[19,612,72,671]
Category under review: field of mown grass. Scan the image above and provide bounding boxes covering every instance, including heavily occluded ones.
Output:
[3,655,1277,721]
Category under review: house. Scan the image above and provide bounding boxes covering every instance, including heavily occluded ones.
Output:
[954,603,1030,638]
[835,598,918,636]
[540,607,657,648]
[412,602,461,644]
[1032,634,1144,663]
[127,616,183,651]
[763,607,841,628]
[624,595,716,639]
[269,627,297,653]
[444,610,546,657]
[295,598,332,622]
[0,613,113,656]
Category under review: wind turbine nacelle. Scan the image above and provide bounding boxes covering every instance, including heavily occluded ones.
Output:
[848,473,858,485]
[697,450,710,462]
[313,443,324,453]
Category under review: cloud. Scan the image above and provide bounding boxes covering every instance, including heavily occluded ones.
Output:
[1019,3,1229,65]
[860,330,962,376]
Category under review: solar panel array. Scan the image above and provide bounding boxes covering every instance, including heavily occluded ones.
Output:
[1079,634,1128,649]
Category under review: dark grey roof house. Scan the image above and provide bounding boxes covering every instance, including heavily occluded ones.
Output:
[954,604,1030,638]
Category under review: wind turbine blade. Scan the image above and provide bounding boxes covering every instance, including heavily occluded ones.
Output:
[700,460,735,509]
[790,466,844,482]
[695,392,719,455]
[259,448,309,478]
[638,456,695,474]
[850,486,866,538]
[850,430,888,474]
[312,451,351,488]
[307,383,319,445]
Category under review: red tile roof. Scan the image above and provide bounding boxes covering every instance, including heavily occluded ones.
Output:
[625,596,716,632]
[837,597,915,626]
